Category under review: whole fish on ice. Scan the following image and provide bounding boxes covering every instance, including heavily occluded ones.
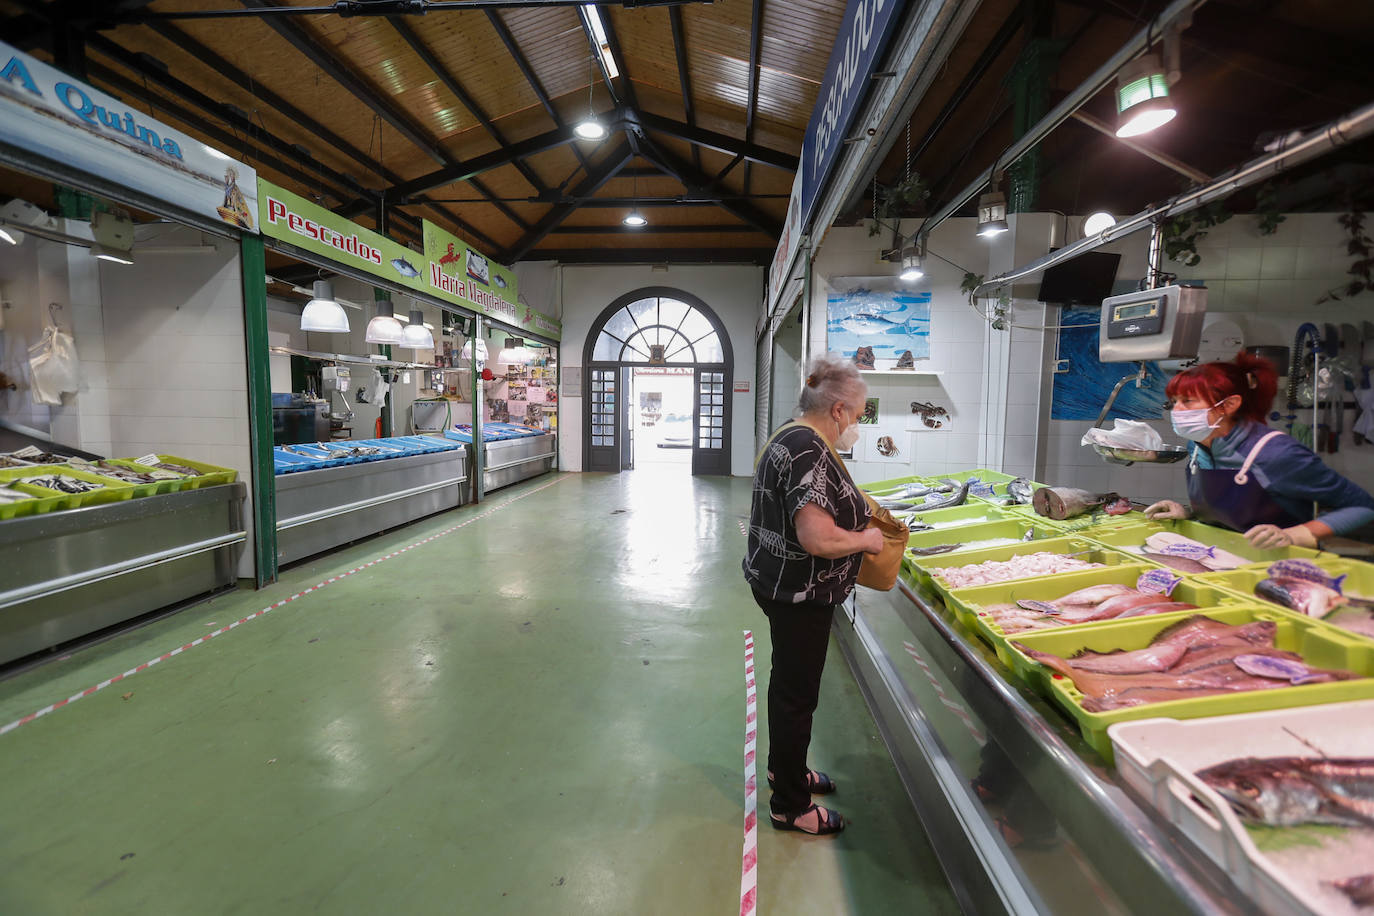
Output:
[1196,757,1374,828]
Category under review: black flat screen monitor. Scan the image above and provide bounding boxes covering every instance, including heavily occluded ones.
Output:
[1037,250,1122,305]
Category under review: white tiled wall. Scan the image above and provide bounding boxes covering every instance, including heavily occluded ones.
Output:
[1035,212,1374,503]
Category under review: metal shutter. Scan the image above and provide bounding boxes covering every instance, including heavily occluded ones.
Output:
[755,330,772,455]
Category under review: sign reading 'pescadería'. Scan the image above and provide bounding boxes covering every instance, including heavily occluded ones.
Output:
[0,40,257,231]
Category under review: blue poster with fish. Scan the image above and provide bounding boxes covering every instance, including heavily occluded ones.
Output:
[826,287,931,361]
[1052,307,1168,421]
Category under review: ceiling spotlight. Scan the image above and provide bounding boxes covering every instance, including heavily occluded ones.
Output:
[1083,211,1117,236]
[364,298,405,345]
[1115,53,1176,138]
[401,306,434,350]
[574,119,606,141]
[899,245,924,282]
[623,209,647,227]
[976,189,1008,238]
[300,279,350,333]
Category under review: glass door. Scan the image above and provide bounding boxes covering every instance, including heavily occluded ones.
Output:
[692,367,731,476]
[586,367,618,472]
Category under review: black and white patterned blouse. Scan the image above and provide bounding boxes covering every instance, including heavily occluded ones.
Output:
[743,424,871,605]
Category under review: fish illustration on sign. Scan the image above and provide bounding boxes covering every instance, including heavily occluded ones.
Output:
[390,257,420,278]
[493,274,508,289]
[827,287,931,360]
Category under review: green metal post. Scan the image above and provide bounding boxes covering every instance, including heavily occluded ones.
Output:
[471,317,484,503]
[1006,0,1059,213]
[240,234,277,587]
[373,288,393,438]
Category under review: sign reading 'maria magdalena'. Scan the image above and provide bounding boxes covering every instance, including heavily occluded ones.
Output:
[0,40,258,232]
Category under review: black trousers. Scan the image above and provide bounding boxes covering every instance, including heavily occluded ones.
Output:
[751,589,836,815]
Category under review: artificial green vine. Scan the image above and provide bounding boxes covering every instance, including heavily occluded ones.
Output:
[1162,201,1232,267]
[868,173,931,236]
[1317,209,1373,303]
[1255,182,1286,236]
[961,272,1012,331]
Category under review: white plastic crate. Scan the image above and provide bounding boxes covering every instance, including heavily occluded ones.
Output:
[1109,703,1374,916]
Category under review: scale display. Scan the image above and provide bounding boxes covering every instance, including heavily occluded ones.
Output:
[1107,296,1165,339]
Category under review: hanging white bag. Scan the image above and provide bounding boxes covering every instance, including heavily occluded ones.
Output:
[27,324,80,405]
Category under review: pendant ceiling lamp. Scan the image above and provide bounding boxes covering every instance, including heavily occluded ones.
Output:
[364,298,405,345]
[899,244,924,282]
[623,168,647,227]
[976,186,1009,238]
[460,337,488,363]
[400,306,434,350]
[1115,53,1176,138]
[300,279,350,333]
[574,56,606,141]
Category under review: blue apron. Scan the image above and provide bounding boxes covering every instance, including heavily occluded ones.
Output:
[1186,430,1307,532]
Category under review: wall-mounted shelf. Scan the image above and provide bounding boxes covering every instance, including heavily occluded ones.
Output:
[858,369,943,376]
[269,345,434,371]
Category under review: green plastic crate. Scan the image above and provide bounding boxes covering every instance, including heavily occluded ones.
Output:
[71,459,186,498]
[1087,519,1324,571]
[1005,606,1374,763]
[0,480,71,520]
[898,503,1016,529]
[862,474,926,494]
[906,535,1150,600]
[1195,562,1374,645]
[1003,505,1154,534]
[951,565,1251,672]
[906,518,1043,556]
[133,455,238,489]
[0,464,134,508]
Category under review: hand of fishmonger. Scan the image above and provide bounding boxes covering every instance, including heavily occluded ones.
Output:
[861,527,885,555]
[1244,524,1318,549]
[1143,500,1189,520]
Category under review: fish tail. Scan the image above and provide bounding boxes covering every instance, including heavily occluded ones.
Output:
[1332,574,1348,595]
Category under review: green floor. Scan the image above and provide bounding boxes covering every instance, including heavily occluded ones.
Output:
[0,470,958,915]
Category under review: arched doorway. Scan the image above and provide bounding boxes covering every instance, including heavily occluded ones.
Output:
[583,288,734,476]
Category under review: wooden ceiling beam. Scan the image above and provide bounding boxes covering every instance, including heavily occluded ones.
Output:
[486,9,593,174]
[633,111,798,172]
[386,16,548,195]
[667,6,701,172]
[742,0,763,196]
[551,224,764,234]
[529,247,774,265]
[237,0,447,166]
[508,142,634,261]
[337,122,590,216]
[634,137,780,237]
[140,21,406,187]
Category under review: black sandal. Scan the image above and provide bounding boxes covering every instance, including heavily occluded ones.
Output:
[770,803,846,836]
[766,768,837,795]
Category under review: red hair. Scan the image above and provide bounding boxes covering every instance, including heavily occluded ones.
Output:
[1165,351,1278,423]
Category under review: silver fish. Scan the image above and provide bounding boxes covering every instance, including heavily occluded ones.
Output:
[1197,756,1374,828]
[918,481,971,511]
[833,312,921,336]
[1255,577,1346,618]
[390,257,420,278]
[1006,477,1035,505]
[1267,559,1346,594]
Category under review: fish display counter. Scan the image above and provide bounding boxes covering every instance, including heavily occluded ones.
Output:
[444,423,555,493]
[836,468,1374,916]
[273,436,469,566]
[0,446,246,666]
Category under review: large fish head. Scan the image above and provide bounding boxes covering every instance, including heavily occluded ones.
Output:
[1198,761,1323,825]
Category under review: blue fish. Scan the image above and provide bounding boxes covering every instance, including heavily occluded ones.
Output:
[390,257,420,278]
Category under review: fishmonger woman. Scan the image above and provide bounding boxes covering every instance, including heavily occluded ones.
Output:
[1145,352,1374,547]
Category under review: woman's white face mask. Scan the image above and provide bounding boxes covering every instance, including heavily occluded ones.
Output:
[835,404,861,451]
[1170,399,1227,442]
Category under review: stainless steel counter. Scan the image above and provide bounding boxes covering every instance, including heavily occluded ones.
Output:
[481,433,555,492]
[275,448,468,565]
[0,484,247,666]
[835,578,1252,916]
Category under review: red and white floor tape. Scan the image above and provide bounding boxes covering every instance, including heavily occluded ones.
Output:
[740,630,759,916]
[902,640,987,745]
[0,476,568,739]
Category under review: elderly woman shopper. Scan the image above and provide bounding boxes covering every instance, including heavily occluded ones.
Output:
[743,355,882,836]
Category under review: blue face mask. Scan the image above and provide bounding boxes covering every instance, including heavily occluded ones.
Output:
[1170,401,1224,442]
